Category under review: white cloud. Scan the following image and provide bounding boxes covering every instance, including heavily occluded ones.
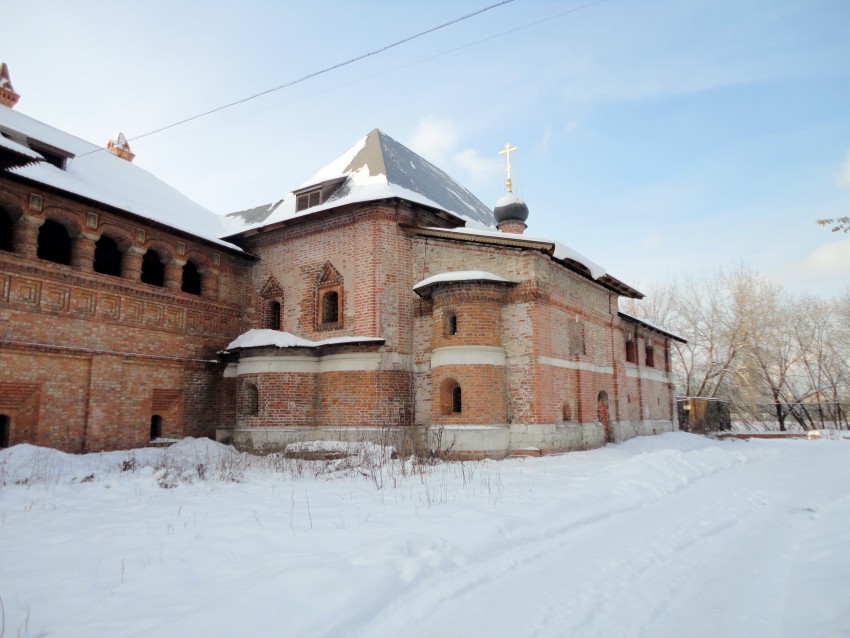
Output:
[408,116,501,191]
[409,116,457,168]
[453,148,501,189]
[802,237,850,275]
[836,151,850,188]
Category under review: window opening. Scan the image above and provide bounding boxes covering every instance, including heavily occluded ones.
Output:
[446,312,458,336]
[296,189,321,211]
[93,235,122,276]
[268,301,281,330]
[37,219,72,265]
[140,249,165,287]
[562,401,572,422]
[322,290,339,323]
[150,415,163,440]
[645,341,655,367]
[181,260,201,295]
[0,414,9,448]
[452,386,462,413]
[0,208,13,252]
[625,338,637,364]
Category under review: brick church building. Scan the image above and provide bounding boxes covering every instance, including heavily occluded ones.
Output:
[0,64,683,457]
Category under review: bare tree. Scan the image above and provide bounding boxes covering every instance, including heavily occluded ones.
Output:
[625,270,850,430]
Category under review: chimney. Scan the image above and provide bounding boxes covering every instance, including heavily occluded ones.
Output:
[106,132,135,162]
[0,63,21,109]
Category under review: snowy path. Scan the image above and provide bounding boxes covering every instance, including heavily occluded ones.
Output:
[1,433,848,637]
[348,446,849,638]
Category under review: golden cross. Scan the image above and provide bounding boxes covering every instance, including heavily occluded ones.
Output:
[499,143,518,192]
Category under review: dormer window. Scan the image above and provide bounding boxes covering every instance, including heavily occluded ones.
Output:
[296,189,321,212]
[27,142,74,170]
[293,177,347,212]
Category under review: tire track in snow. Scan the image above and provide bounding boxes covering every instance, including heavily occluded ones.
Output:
[321,443,787,637]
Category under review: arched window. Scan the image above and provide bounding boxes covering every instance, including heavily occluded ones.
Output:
[440,379,462,415]
[181,260,201,295]
[93,235,123,277]
[446,312,458,336]
[0,414,9,448]
[243,383,259,416]
[452,386,462,413]
[0,208,13,252]
[37,219,72,265]
[140,249,165,287]
[562,401,572,423]
[316,262,343,329]
[150,415,163,440]
[322,290,339,324]
[267,301,281,330]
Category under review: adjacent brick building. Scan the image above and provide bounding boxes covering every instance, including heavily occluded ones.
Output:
[0,66,684,456]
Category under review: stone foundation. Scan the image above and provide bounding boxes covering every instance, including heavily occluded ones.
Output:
[219,419,676,458]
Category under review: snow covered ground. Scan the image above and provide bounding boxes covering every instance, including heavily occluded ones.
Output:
[1,433,848,638]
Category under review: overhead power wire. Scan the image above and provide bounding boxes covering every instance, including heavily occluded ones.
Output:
[133,0,514,144]
[126,0,610,152]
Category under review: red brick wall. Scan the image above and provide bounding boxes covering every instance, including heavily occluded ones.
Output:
[431,364,507,424]
[0,178,248,451]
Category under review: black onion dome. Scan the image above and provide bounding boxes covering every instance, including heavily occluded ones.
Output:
[493,191,529,224]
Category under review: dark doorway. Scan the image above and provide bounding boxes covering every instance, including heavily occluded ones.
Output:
[37,219,72,265]
[150,415,163,440]
[0,414,9,448]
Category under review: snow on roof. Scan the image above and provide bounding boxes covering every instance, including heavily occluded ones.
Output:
[0,106,240,251]
[413,270,513,291]
[225,329,384,351]
[619,311,687,343]
[422,226,608,280]
[0,134,43,160]
[222,129,496,234]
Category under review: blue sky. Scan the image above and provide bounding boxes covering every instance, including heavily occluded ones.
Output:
[4,0,849,297]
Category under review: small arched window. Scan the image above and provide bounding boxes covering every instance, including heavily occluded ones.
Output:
[150,415,163,440]
[322,290,339,324]
[452,386,462,413]
[37,219,72,265]
[267,301,281,330]
[93,235,123,277]
[440,378,462,416]
[0,208,14,252]
[141,249,165,287]
[446,312,458,336]
[182,260,201,295]
[0,414,9,448]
